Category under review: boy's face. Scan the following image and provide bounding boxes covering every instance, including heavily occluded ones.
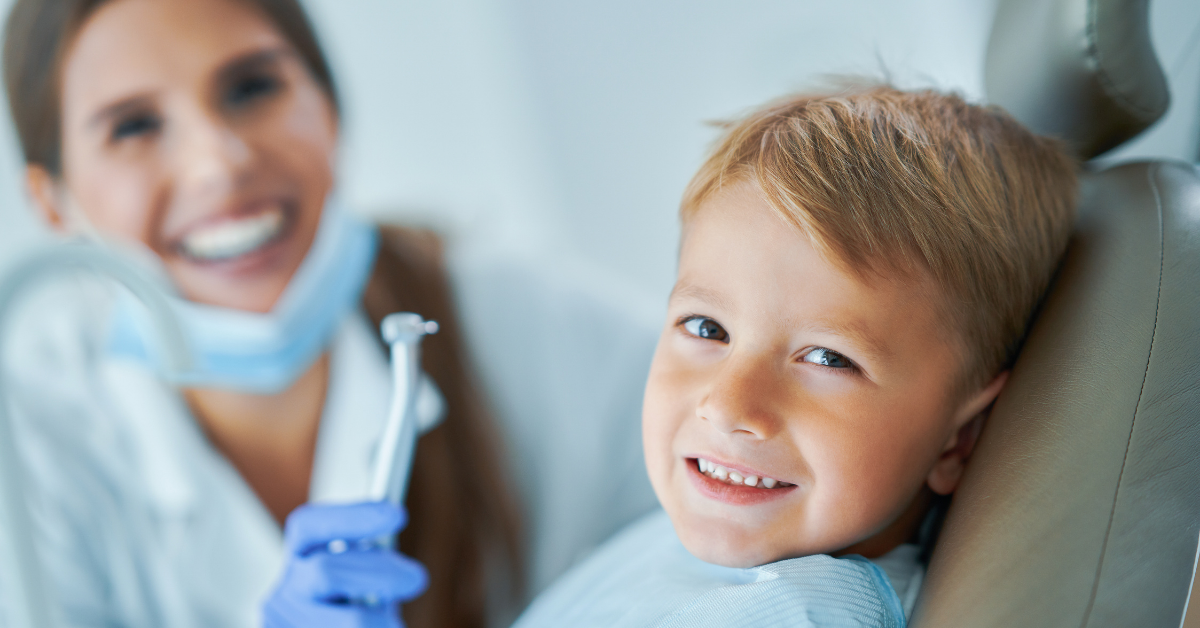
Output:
[643,181,1002,568]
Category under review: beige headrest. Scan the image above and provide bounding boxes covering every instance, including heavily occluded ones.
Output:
[985,0,1170,159]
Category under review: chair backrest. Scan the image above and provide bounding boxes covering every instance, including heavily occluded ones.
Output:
[912,1,1200,626]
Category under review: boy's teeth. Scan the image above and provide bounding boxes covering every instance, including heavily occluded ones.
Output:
[181,207,285,261]
[696,458,786,489]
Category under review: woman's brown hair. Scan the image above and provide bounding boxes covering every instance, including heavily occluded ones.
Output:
[3,1,523,626]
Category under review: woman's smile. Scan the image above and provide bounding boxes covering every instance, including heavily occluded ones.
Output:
[178,205,288,262]
[171,197,297,268]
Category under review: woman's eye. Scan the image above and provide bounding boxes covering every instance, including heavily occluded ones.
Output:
[111,113,161,141]
[224,73,282,108]
[681,317,729,343]
[803,347,853,369]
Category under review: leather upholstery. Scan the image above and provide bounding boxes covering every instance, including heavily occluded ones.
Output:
[985,0,1170,159]
[914,0,1199,623]
[912,162,1200,626]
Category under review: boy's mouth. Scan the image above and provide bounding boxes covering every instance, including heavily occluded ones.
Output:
[693,457,793,489]
[686,457,798,506]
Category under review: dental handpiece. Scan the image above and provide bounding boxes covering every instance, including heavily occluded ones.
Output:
[367,312,438,549]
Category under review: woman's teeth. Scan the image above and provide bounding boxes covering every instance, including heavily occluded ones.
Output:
[697,458,790,489]
[180,208,286,261]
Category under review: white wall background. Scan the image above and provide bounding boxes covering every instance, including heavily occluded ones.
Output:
[0,0,1197,309]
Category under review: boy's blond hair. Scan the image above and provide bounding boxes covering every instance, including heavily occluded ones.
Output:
[682,84,1078,390]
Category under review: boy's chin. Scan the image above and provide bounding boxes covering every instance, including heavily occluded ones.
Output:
[672,516,787,568]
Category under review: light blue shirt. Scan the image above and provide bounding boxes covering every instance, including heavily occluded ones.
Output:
[513,509,909,628]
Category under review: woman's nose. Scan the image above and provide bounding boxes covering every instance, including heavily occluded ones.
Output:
[174,110,252,197]
[696,356,784,439]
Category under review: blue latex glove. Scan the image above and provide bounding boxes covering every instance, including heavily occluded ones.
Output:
[263,502,429,628]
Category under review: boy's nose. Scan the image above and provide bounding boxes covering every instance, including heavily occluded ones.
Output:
[696,356,783,439]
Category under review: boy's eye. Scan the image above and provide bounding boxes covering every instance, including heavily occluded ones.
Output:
[111,113,161,141]
[802,347,853,369]
[223,72,282,109]
[681,316,729,343]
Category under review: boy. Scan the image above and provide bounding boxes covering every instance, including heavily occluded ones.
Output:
[514,85,1077,627]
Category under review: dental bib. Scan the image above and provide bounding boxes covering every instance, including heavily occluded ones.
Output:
[107,204,379,394]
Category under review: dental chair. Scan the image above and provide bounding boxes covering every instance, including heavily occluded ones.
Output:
[911,0,1200,626]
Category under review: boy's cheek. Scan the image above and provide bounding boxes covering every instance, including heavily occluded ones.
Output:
[641,375,683,498]
[641,346,695,450]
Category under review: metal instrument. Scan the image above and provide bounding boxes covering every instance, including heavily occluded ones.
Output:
[367,312,438,548]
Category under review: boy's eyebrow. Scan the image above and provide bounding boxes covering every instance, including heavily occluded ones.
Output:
[668,284,736,312]
[797,319,894,365]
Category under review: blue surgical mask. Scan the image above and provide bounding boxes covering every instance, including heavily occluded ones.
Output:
[107,203,379,394]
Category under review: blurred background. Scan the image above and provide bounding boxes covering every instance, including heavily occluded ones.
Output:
[0,0,1197,313]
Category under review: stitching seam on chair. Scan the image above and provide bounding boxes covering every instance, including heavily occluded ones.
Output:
[1079,165,1165,627]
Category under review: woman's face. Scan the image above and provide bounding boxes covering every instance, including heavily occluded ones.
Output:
[38,0,338,312]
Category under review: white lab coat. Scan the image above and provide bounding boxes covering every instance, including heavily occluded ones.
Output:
[6,287,397,627]
[1,245,661,627]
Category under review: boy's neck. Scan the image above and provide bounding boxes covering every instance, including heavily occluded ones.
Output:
[834,487,935,559]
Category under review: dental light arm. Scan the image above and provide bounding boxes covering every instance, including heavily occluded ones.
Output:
[368,312,438,549]
[0,243,190,628]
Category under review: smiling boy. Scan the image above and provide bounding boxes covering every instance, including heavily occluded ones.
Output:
[514,85,1077,627]
[647,176,1008,569]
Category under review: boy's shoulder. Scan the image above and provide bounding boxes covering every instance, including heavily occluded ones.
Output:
[513,509,908,628]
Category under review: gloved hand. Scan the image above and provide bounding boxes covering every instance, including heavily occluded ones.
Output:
[263,502,428,628]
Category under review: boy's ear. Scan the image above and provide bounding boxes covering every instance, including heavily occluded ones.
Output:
[926,370,1009,495]
[26,164,69,233]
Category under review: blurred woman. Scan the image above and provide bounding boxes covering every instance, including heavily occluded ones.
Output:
[2,0,521,625]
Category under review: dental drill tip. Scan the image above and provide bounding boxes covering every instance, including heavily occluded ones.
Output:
[381,312,436,344]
